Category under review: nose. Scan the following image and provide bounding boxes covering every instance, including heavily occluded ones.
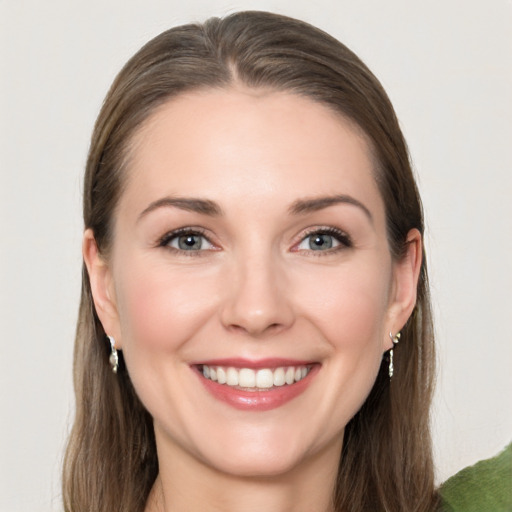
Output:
[220,253,295,337]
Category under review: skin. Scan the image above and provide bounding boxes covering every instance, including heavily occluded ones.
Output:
[84,88,421,512]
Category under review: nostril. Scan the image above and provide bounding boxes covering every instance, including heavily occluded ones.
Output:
[225,320,287,337]
[219,271,295,335]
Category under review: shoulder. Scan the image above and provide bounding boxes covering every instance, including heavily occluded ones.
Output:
[439,442,512,512]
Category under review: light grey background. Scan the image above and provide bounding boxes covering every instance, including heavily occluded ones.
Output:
[1,1,511,511]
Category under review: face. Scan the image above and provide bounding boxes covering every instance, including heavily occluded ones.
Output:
[86,88,418,478]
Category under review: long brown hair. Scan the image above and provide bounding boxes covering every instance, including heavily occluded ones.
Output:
[63,11,438,512]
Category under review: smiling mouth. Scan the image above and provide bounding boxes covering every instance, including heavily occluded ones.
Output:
[194,360,319,410]
[199,364,312,391]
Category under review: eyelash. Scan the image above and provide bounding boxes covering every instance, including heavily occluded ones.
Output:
[157,226,352,255]
[158,227,215,256]
[294,227,353,254]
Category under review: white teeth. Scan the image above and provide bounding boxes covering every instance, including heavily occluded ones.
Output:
[226,367,239,386]
[201,364,311,389]
[217,367,227,384]
[256,369,274,388]
[239,368,256,387]
[273,367,285,386]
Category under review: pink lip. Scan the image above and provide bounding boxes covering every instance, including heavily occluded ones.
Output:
[193,360,320,412]
[192,357,314,369]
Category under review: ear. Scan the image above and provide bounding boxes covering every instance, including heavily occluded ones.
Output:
[82,228,122,347]
[384,228,422,350]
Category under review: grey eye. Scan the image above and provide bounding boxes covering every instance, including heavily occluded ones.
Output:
[166,232,214,251]
[308,233,334,250]
[177,234,203,250]
[297,232,341,251]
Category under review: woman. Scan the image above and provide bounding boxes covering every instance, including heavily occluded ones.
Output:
[63,11,438,512]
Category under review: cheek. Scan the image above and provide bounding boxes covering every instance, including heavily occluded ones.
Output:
[295,258,392,350]
[114,259,219,354]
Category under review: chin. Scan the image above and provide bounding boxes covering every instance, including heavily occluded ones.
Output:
[190,423,333,479]
[205,446,310,479]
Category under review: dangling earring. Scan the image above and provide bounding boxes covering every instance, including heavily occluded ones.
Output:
[108,335,119,374]
[388,331,401,379]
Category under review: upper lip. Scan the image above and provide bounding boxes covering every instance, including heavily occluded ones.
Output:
[192,358,317,369]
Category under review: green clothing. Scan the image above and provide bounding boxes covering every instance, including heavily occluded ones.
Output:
[440,443,512,511]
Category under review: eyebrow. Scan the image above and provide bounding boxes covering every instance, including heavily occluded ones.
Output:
[288,194,373,222]
[138,194,372,222]
[138,196,223,221]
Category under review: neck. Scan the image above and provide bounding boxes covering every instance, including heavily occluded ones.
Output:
[145,436,341,512]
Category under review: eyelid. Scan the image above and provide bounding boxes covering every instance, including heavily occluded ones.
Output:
[291,226,353,253]
[156,225,352,254]
[157,227,218,253]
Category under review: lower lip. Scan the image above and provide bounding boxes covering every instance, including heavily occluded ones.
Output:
[195,365,319,411]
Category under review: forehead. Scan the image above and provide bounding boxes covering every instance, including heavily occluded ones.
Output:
[121,88,384,221]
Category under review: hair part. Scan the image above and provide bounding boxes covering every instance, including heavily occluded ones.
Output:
[64,11,438,512]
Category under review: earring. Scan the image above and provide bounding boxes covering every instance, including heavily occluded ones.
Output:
[388,331,401,379]
[107,335,119,374]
